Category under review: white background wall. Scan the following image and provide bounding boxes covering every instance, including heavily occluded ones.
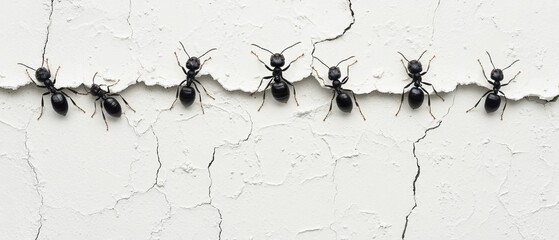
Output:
[1,0,559,239]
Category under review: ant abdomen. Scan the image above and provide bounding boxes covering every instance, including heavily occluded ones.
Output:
[484,93,501,113]
[180,86,196,107]
[104,97,122,117]
[408,87,424,109]
[51,93,69,115]
[336,92,353,113]
[271,81,290,103]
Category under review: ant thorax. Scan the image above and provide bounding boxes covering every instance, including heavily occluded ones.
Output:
[332,80,342,88]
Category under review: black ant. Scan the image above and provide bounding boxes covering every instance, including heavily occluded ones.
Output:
[396,51,444,119]
[467,52,521,120]
[169,41,216,113]
[312,56,366,121]
[250,42,304,111]
[18,60,85,119]
[83,73,136,131]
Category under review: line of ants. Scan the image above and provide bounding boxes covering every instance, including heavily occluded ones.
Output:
[17,42,521,130]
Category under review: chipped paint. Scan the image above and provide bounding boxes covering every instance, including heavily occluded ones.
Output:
[1,1,559,239]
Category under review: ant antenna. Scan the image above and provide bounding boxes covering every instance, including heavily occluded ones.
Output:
[179,41,190,58]
[17,63,36,71]
[199,48,217,59]
[397,52,410,62]
[336,56,355,67]
[313,56,330,69]
[251,44,274,55]
[417,50,428,61]
[486,51,496,69]
[281,42,301,54]
[503,59,520,71]
[92,72,98,84]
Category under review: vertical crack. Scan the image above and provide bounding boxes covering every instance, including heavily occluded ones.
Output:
[401,121,442,239]
[150,127,162,190]
[401,95,455,239]
[208,147,223,240]
[430,0,441,43]
[205,113,253,240]
[23,118,44,240]
[126,0,134,38]
[310,0,355,72]
[42,0,55,65]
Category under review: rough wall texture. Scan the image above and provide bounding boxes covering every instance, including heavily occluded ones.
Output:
[1,0,558,239]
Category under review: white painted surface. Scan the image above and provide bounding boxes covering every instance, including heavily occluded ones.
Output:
[1,1,559,239]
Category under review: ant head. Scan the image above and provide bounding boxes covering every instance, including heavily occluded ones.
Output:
[490,69,504,81]
[186,57,201,70]
[408,60,423,74]
[90,83,101,94]
[35,67,51,82]
[270,53,285,68]
[484,52,519,82]
[252,42,300,68]
[177,42,216,71]
[328,66,341,80]
[399,51,428,74]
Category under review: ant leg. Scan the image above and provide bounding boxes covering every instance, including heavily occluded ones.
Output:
[195,57,212,75]
[76,87,89,95]
[312,67,332,87]
[477,59,493,85]
[91,97,100,117]
[24,70,44,87]
[499,91,508,120]
[251,76,273,96]
[282,53,305,71]
[109,94,136,112]
[250,51,273,71]
[323,91,336,121]
[344,89,366,121]
[343,60,358,84]
[396,82,413,116]
[82,85,90,95]
[37,92,49,120]
[192,82,205,114]
[466,90,492,113]
[100,101,109,131]
[502,71,522,87]
[282,77,299,106]
[420,86,436,119]
[61,91,86,113]
[400,59,410,74]
[257,79,274,111]
[98,80,121,93]
[422,82,445,101]
[169,80,188,110]
[44,58,50,71]
[59,87,87,95]
[194,79,215,100]
[421,55,436,75]
[174,52,188,74]
[52,66,60,85]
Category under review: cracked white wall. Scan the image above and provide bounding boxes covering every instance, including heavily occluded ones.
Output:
[1,0,559,240]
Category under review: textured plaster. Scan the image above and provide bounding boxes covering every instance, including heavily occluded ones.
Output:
[1,1,559,239]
